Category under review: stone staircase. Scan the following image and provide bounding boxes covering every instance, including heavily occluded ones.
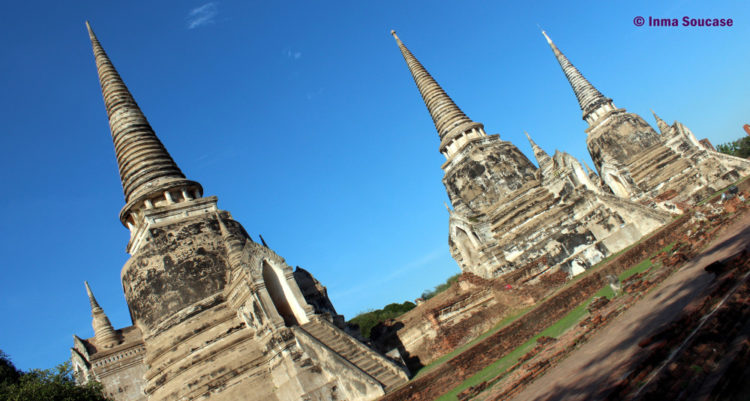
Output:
[298,319,408,393]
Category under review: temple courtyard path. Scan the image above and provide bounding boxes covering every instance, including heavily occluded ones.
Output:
[506,212,750,401]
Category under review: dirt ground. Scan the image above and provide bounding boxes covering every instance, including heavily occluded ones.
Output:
[503,212,750,401]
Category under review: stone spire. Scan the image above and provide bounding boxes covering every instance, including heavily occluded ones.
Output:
[651,110,670,134]
[216,212,245,269]
[525,132,552,167]
[86,22,202,225]
[391,30,485,157]
[84,281,119,349]
[583,161,598,178]
[542,30,613,124]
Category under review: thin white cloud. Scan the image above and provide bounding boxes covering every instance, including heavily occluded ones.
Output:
[284,48,303,60]
[187,2,218,29]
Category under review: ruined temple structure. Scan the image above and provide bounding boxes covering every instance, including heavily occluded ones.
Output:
[70,23,408,401]
[542,30,750,208]
[391,31,671,279]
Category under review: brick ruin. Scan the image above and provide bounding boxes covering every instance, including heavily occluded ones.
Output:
[70,23,407,401]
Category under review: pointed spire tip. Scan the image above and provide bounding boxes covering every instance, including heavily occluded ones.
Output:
[84,281,101,309]
[525,131,539,147]
[541,29,553,45]
[85,21,99,43]
[391,29,473,144]
[390,29,402,44]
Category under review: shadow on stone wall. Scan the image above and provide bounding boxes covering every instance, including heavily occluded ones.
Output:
[370,321,423,374]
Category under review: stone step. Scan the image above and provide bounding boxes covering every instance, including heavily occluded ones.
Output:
[301,320,407,392]
[359,361,378,372]
[633,155,685,182]
[629,149,680,179]
[381,376,405,391]
[382,375,403,387]
[350,355,367,364]
[339,346,359,357]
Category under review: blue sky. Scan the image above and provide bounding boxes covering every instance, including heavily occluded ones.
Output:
[1,0,748,371]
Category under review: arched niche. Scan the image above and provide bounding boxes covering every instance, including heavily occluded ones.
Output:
[600,164,632,198]
[261,260,309,326]
[454,227,479,268]
[604,172,630,198]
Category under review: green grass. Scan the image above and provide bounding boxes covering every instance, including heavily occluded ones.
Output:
[433,256,663,401]
[661,241,677,254]
[619,259,653,282]
[434,299,595,401]
[594,285,616,300]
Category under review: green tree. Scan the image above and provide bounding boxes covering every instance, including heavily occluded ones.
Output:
[0,350,110,401]
[716,136,750,159]
[421,273,460,300]
[347,274,462,338]
[349,301,417,338]
[0,351,20,388]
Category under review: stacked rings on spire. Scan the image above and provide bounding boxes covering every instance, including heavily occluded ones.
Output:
[392,32,474,143]
[87,23,189,204]
[542,31,612,121]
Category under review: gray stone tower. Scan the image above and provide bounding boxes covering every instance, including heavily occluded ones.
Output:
[74,22,408,401]
[543,30,750,206]
[391,30,670,278]
[391,30,538,215]
[542,30,660,198]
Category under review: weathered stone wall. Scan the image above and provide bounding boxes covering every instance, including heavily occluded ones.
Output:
[96,347,147,401]
[448,173,670,280]
[293,327,386,400]
[442,135,537,214]
[71,327,147,401]
[380,271,605,401]
[121,214,229,335]
[369,274,546,371]
[585,111,661,172]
